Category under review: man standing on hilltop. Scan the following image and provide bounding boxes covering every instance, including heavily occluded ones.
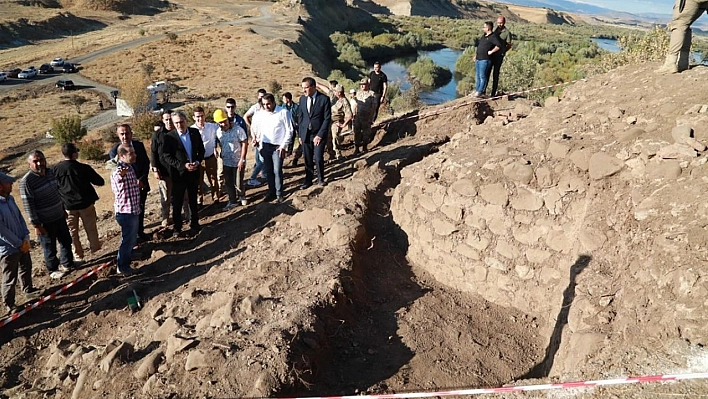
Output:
[368,61,388,122]
[471,21,503,98]
[485,15,512,97]
[54,143,104,263]
[656,0,708,74]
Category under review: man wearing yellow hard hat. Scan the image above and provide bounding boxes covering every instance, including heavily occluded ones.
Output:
[213,109,249,210]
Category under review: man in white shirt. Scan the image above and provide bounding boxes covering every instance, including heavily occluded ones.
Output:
[191,106,220,205]
[244,89,267,187]
[251,93,292,203]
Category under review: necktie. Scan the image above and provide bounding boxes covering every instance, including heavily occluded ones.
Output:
[307,95,313,115]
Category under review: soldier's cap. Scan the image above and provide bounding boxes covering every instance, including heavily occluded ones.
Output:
[349,89,356,94]
[335,85,344,93]
[359,78,369,85]
[0,171,16,184]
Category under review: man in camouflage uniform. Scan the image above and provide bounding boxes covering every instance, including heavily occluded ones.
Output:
[354,78,377,154]
[657,0,708,74]
[330,85,353,160]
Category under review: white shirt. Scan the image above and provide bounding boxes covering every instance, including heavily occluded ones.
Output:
[244,103,263,119]
[252,106,293,149]
[191,122,219,157]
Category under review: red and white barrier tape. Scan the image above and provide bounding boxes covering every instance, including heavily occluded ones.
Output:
[374,79,585,129]
[279,372,708,399]
[0,260,113,329]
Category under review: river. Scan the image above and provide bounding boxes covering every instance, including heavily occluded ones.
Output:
[380,48,463,105]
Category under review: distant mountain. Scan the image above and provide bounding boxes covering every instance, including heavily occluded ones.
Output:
[492,0,671,19]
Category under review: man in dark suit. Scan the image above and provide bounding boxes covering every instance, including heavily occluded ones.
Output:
[297,77,331,188]
[109,124,151,241]
[160,111,205,235]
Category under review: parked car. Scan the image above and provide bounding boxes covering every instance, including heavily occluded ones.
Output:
[62,63,77,73]
[6,68,21,78]
[56,80,75,90]
[39,64,54,74]
[0,72,6,81]
[18,68,38,79]
[50,57,64,67]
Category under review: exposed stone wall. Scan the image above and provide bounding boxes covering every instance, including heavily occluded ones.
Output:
[391,64,708,377]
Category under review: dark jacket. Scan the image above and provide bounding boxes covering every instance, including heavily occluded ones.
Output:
[109,140,151,190]
[297,91,331,141]
[160,127,205,180]
[151,127,170,178]
[53,159,104,211]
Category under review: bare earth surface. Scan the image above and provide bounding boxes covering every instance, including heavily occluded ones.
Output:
[2,1,708,399]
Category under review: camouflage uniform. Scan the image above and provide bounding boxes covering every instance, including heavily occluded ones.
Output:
[657,0,708,73]
[354,89,377,152]
[330,96,353,159]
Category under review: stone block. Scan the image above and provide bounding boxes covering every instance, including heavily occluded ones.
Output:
[466,234,490,251]
[418,194,438,213]
[484,256,508,272]
[511,188,544,211]
[535,167,554,188]
[569,148,592,172]
[432,218,457,236]
[503,162,534,184]
[546,229,575,254]
[441,204,463,222]
[526,248,552,264]
[479,183,509,206]
[671,125,693,144]
[495,240,520,259]
[547,141,570,159]
[457,243,481,260]
[449,179,478,197]
[589,152,625,180]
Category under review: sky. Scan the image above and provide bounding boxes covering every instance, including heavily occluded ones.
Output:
[574,0,674,15]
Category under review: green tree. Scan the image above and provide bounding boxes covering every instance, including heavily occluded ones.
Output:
[51,115,87,145]
[408,57,452,88]
[60,95,89,114]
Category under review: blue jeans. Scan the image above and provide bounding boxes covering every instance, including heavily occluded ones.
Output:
[249,146,268,180]
[38,218,74,271]
[475,59,492,94]
[260,143,284,197]
[116,213,139,272]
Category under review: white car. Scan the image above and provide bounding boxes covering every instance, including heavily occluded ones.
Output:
[147,81,167,92]
[18,68,37,79]
[0,72,7,81]
[50,57,64,67]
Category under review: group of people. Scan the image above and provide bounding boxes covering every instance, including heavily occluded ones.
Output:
[1,72,388,314]
[472,15,513,99]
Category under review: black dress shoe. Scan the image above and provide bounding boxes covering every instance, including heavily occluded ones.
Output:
[300,183,312,190]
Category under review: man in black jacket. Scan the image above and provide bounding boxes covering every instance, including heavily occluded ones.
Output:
[160,111,205,235]
[109,124,151,241]
[54,143,104,262]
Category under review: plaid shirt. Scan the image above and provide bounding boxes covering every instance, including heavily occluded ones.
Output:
[111,161,141,215]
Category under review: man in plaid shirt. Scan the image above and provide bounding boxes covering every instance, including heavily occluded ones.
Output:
[111,144,141,275]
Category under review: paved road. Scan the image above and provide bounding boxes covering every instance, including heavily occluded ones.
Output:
[0,3,274,98]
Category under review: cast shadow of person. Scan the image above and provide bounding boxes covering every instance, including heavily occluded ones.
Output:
[522,254,592,379]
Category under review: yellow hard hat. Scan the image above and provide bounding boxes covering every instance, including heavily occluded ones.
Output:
[213,109,229,123]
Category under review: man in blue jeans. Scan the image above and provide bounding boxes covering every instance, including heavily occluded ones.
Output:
[20,150,75,280]
[110,144,141,275]
[251,93,293,203]
[472,21,503,98]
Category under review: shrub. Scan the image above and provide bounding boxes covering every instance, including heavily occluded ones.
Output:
[327,70,357,93]
[585,26,669,76]
[390,81,421,114]
[119,73,152,114]
[59,94,89,114]
[407,57,452,88]
[130,112,159,141]
[99,125,120,144]
[51,115,87,144]
[77,138,106,161]
[268,80,283,99]
[166,31,178,42]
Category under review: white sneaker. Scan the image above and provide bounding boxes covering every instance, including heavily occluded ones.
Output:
[50,271,66,279]
[240,197,248,206]
[161,219,169,227]
[58,264,71,272]
[223,202,238,211]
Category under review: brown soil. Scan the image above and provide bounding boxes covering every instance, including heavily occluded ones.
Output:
[2,1,708,399]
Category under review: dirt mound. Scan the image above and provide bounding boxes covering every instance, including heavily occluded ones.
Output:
[0,12,107,48]
[505,3,578,25]
[390,62,708,393]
